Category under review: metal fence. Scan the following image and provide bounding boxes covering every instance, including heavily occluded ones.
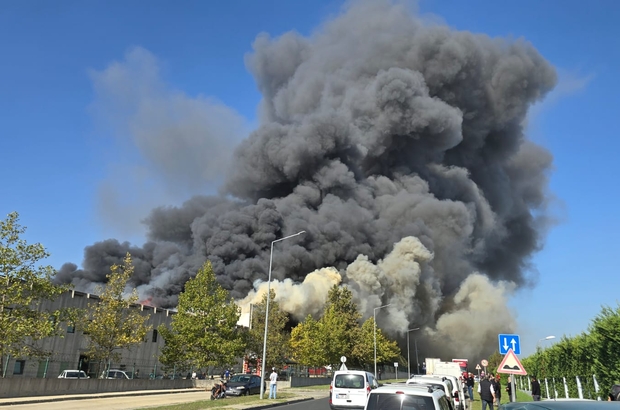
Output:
[515,374,606,401]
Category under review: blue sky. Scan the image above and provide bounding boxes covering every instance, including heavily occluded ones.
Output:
[1,0,618,357]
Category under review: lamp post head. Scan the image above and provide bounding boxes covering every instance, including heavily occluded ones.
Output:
[545,335,556,340]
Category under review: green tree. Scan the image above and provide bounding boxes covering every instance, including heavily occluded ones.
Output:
[590,304,620,390]
[247,289,290,370]
[488,350,503,374]
[81,253,151,370]
[351,317,400,367]
[319,286,362,367]
[290,315,326,367]
[0,212,69,377]
[159,261,244,371]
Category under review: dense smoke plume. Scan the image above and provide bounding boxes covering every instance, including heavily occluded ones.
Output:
[55,0,557,360]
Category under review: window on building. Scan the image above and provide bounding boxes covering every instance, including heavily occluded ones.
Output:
[152,329,158,343]
[13,360,25,375]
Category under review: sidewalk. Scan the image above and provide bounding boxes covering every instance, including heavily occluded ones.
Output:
[0,386,330,408]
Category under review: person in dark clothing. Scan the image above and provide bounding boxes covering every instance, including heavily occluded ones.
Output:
[493,374,502,405]
[608,384,620,401]
[466,373,475,402]
[506,376,512,402]
[531,377,541,401]
[478,374,496,410]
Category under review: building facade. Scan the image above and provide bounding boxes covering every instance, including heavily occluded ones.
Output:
[3,289,174,379]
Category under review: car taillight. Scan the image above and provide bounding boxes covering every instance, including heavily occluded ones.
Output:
[367,385,371,395]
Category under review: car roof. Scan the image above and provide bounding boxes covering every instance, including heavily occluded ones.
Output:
[372,384,444,397]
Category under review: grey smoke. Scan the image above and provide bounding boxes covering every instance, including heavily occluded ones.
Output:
[56,0,556,359]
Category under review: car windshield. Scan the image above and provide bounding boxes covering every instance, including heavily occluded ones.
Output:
[366,393,435,410]
[335,374,365,389]
[229,375,250,383]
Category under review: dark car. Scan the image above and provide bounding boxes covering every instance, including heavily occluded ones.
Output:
[225,374,264,396]
[500,399,620,409]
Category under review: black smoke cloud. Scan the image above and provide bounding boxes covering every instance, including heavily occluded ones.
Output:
[55,0,556,358]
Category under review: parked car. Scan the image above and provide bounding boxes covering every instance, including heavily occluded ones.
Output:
[420,373,468,409]
[58,370,89,379]
[105,369,130,379]
[407,375,458,410]
[330,370,379,410]
[365,383,451,410]
[225,374,264,396]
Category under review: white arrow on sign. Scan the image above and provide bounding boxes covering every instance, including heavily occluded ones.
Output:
[510,338,517,351]
[503,337,509,351]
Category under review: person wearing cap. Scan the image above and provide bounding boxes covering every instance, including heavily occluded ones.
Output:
[269,367,278,399]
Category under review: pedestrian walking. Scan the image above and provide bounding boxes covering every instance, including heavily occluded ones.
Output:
[466,372,475,402]
[506,376,512,402]
[478,374,496,410]
[269,367,278,399]
[493,374,502,405]
[531,376,541,401]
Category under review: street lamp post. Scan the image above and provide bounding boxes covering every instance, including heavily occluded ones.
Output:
[259,231,306,400]
[536,336,555,377]
[373,304,392,379]
[407,327,420,378]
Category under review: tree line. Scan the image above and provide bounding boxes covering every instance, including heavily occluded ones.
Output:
[519,305,620,397]
[0,212,400,377]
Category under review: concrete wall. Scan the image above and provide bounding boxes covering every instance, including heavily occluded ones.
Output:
[0,378,195,398]
[290,376,331,387]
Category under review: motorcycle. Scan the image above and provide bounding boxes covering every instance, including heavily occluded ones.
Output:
[210,381,227,400]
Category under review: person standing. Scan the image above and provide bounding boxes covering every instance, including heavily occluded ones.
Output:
[531,377,541,401]
[269,367,278,399]
[478,374,495,410]
[225,368,230,380]
[493,374,502,405]
[608,384,620,401]
[506,376,512,402]
[466,373,475,402]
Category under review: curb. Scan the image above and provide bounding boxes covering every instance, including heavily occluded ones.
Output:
[0,388,200,406]
[236,397,314,409]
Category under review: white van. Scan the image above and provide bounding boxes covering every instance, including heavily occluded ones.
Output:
[330,370,379,410]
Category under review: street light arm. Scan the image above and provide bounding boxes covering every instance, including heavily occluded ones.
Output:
[272,231,306,244]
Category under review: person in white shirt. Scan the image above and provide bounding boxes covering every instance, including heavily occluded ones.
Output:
[269,368,278,399]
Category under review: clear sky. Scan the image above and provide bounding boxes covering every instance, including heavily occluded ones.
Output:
[1,0,619,357]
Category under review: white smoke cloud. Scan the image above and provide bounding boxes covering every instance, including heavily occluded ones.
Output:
[237,267,342,321]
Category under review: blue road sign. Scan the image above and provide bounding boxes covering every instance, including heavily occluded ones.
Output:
[498,334,521,355]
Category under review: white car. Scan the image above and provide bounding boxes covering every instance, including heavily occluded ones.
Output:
[364,383,451,410]
[330,370,379,410]
[105,369,130,379]
[420,373,468,409]
[407,375,459,410]
[58,370,89,379]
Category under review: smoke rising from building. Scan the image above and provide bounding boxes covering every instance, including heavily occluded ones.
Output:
[55,0,557,359]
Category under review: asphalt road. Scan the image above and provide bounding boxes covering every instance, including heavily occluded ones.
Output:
[278,397,330,410]
[0,393,330,410]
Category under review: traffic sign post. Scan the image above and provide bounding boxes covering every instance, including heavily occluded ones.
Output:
[497,349,527,375]
[498,334,521,355]
[394,362,399,380]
